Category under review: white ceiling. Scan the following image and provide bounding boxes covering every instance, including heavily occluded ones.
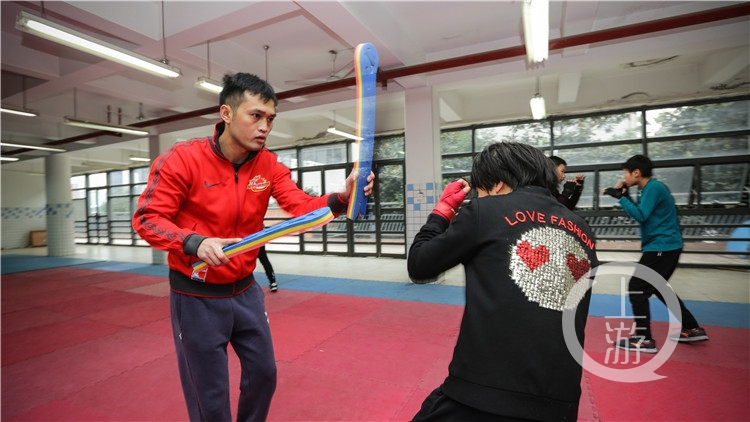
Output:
[1,1,748,176]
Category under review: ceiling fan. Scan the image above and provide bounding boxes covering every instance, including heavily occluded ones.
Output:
[285,49,355,86]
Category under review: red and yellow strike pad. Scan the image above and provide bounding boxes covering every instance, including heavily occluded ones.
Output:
[346,42,378,220]
[191,207,334,281]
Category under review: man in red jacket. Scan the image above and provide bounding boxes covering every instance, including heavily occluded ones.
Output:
[133,73,373,422]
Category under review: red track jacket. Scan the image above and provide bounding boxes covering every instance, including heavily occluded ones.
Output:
[133,122,346,284]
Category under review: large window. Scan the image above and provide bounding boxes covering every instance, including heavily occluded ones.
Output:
[265,135,406,258]
[72,167,150,245]
[646,100,750,137]
[439,96,750,259]
[648,136,750,160]
[476,122,550,150]
[299,143,347,167]
[554,112,642,144]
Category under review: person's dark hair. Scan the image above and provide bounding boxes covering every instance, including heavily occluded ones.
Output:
[549,156,567,167]
[622,154,653,178]
[220,73,278,110]
[471,142,558,192]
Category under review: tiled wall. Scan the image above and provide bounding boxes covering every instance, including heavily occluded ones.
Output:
[405,182,444,283]
[406,182,436,237]
[2,206,47,249]
[1,203,74,253]
[46,203,75,256]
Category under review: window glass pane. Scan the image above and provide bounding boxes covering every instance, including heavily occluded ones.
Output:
[324,168,346,194]
[554,112,642,145]
[88,173,107,188]
[88,188,108,216]
[299,143,346,167]
[556,144,642,166]
[476,122,550,151]
[71,175,86,189]
[378,164,404,208]
[274,149,298,169]
[301,171,322,196]
[72,190,86,199]
[374,136,405,160]
[646,100,750,137]
[131,167,150,184]
[701,163,748,205]
[648,136,750,160]
[109,186,130,196]
[132,184,146,195]
[73,198,86,220]
[109,197,131,220]
[441,156,473,174]
[109,170,129,185]
[441,130,472,154]
[131,197,140,215]
[653,167,693,206]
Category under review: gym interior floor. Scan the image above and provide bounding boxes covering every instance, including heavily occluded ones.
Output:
[2,245,748,421]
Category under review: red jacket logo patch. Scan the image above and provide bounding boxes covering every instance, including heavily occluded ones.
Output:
[248,175,270,192]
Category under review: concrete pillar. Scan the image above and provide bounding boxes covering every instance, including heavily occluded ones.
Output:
[44,155,75,256]
[403,85,443,283]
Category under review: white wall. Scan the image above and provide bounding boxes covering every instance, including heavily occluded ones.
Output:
[1,171,46,249]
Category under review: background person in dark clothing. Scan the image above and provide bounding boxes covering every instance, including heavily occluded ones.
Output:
[408,143,599,421]
[550,155,584,210]
[257,245,277,292]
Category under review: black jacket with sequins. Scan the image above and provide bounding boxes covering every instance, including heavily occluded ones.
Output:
[408,185,599,421]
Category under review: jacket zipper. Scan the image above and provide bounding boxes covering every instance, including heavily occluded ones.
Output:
[234,167,241,237]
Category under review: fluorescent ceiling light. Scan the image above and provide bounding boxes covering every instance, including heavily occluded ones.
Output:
[129,156,151,162]
[327,126,363,141]
[1,105,39,117]
[16,11,180,79]
[64,116,149,136]
[196,77,223,94]
[529,94,547,120]
[0,141,66,152]
[522,0,549,64]
[0,157,20,162]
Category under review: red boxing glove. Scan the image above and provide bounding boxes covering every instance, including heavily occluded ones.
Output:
[432,180,469,222]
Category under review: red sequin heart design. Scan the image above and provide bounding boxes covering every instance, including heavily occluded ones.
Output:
[516,241,549,272]
[566,254,591,281]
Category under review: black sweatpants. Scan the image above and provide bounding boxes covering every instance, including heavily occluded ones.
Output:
[629,249,700,340]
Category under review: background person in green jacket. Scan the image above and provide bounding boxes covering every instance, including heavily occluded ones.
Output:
[603,154,709,354]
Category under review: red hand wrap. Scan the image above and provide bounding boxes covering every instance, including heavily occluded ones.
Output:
[432,180,468,222]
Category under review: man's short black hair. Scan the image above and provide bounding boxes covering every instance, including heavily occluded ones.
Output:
[549,156,567,167]
[622,154,654,178]
[471,142,558,192]
[220,73,278,110]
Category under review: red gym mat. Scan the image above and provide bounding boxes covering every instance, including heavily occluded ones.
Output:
[2,268,748,421]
